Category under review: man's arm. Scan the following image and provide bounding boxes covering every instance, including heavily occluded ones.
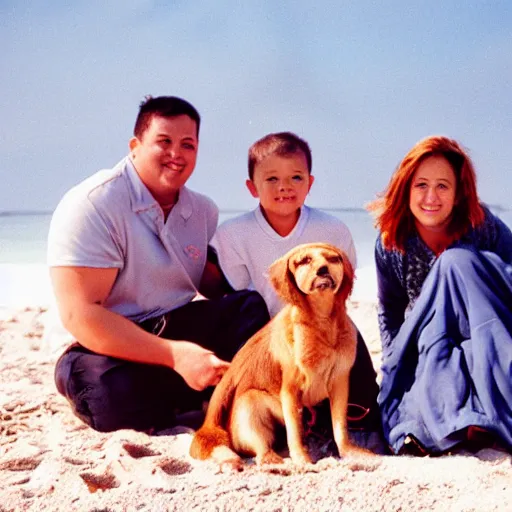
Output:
[209,227,252,293]
[50,266,229,390]
[198,246,235,299]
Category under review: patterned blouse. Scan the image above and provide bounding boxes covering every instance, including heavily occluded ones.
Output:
[375,205,512,348]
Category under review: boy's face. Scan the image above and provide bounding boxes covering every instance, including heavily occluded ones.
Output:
[246,152,314,224]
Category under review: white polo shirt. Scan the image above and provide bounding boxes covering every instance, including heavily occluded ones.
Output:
[47,157,218,323]
[211,205,356,317]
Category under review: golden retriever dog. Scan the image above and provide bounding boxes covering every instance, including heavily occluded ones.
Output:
[189,242,366,467]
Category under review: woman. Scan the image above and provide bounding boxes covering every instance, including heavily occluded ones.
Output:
[368,135,512,454]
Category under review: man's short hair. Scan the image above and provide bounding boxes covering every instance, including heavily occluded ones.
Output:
[248,132,312,180]
[134,96,201,139]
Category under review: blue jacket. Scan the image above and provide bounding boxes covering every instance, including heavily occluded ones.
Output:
[375,206,512,348]
[375,206,512,453]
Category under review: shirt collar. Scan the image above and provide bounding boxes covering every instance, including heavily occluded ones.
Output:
[254,204,308,239]
[124,156,193,221]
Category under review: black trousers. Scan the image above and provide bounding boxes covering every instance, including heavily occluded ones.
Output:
[350,330,381,430]
[313,329,381,433]
[55,290,270,432]
[55,290,380,434]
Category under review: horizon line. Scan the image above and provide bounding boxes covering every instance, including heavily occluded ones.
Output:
[0,202,509,217]
[0,206,368,217]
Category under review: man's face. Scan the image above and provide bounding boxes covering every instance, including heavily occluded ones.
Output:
[129,115,198,205]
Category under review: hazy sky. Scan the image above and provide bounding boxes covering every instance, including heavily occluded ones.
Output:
[2,1,511,213]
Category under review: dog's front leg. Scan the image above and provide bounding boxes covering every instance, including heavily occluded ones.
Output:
[280,381,312,464]
[329,373,351,457]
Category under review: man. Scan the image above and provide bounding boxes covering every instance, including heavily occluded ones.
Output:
[48,96,269,432]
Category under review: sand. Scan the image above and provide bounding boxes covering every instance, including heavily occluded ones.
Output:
[1,302,511,512]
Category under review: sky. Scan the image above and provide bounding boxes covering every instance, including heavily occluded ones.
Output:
[2,0,511,213]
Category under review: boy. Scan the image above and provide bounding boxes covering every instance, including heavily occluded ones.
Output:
[212,131,356,316]
[211,132,383,442]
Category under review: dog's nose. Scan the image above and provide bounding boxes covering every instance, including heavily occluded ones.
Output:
[317,265,329,276]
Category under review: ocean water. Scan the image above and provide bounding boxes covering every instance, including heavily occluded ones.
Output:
[0,208,378,307]
[2,208,511,265]
[1,208,511,307]
[0,209,379,266]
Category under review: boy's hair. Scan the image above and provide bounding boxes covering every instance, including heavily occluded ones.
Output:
[367,135,485,253]
[248,132,312,180]
[133,95,201,139]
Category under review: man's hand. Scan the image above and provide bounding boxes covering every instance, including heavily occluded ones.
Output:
[172,340,230,391]
[50,267,228,377]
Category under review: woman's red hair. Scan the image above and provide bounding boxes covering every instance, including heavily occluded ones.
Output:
[367,136,485,252]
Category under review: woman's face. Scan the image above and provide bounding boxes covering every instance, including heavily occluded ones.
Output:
[409,155,457,236]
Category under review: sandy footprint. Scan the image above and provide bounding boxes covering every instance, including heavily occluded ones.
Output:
[122,442,160,459]
[80,468,121,493]
[159,457,193,476]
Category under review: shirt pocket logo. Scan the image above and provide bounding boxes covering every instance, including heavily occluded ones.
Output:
[185,244,201,261]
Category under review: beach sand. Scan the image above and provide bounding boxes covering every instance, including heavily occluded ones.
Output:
[1,302,511,512]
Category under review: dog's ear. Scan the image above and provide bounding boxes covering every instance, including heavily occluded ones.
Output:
[269,254,301,305]
[337,252,355,303]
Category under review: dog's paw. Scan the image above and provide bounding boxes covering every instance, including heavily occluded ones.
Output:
[210,446,244,471]
[341,444,376,459]
[258,450,284,465]
[290,450,313,465]
[219,457,244,472]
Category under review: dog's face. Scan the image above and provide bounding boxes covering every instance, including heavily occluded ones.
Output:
[269,243,354,306]
[290,245,344,295]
